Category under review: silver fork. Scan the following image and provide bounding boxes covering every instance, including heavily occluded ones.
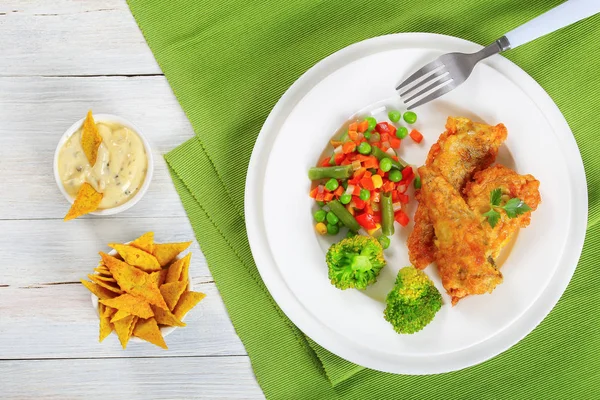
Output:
[397,0,600,109]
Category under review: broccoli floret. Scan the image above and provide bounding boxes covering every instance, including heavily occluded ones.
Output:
[384,267,442,334]
[326,235,386,290]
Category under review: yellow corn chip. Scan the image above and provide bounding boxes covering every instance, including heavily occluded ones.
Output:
[81,110,102,166]
[100,253,168,310]
[151,305,186,327]
[81,279,118,301]
[129,316,139,339]
[113,314,136,349]
[158,269,168,287]
[165,253,191,284]
[64,183,103,221]
[94,266,111,277]
[132,317,167,349]
[130,231,155,254]
[159,281,188,311]
[111,309,130,323]
[98,304,113,342]
[173,291,206,320]
[100,293,154,319]
[92,274,117,283]
[108,243,161,272]
[153,241,192,267]
[87,275,123,294]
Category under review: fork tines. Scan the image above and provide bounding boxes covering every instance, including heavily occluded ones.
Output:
[396,59,456,110]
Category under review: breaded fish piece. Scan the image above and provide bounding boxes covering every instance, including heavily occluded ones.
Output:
[419,166,503,305]
[408,117,507,269]
[464,164,541,260]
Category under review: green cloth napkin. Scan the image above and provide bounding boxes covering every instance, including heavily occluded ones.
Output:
[128,0,600,398]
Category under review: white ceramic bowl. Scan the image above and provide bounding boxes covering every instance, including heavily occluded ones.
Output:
[90,247,193,341]
[53,113,154,216]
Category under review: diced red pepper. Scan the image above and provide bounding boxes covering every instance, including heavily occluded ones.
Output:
[341,158,352,166]
[398,193,409,204]
[309,187,318,199]
[395,210,410,226]
[334,153,345,165]
[352,185,361,196]
[355,213,377,230]
[363,170,372,179]
[372,212,382,224]
[397,181,408,193]
[348,177,359,185]
[334,186,344,197]
[324,192,334,202]
[380,133,389,143]
[402,166,414,180]
[391,190,400,203]
[357,120,369,133]
[409,129,423,143]
[389,136,401,148]
[342,141,356,154]
[360,177,375,190]
[353,167,366,179]
[371,191,381,203]
[375,122,391,134]
[364,203,374,216]
[353,196,366,210]
[380,144,389,153]
[320,158,330,167]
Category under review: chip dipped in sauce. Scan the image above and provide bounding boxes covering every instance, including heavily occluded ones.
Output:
[58,121,148,209]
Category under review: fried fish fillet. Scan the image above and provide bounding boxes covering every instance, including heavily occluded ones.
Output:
[464,164,541,260]
[419,166,503,305]
[408,117,507,269]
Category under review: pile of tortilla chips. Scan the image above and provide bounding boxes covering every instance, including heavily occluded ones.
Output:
[80,232,206,349]
[64,110,104,221]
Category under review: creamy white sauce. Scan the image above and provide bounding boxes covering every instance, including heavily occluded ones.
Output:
[58,122,147,209]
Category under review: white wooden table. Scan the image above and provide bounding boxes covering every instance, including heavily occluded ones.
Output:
[0,1,264,398]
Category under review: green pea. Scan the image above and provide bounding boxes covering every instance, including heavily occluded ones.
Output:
[346,230,357,238]
[357,142,372,155]
[378,235,390,249]
[389,169,403,182]
[388,110,401,123]
[364,131,372,140]
[414,175,422,189]
[365,117,377,131]
[340,193,352,204]
[396,126,409,139]
[403,111,417,124]
[379,158,392,172]
[325,178,339,191]
[316,201,325,207]
[359,189,371,201]
[327,223,340,235]
[314,209,326,223]
[326,212,339,225]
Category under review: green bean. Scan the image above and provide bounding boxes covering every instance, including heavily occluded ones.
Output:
[370,146,407,170]
[308,165,352,180]
[328,200,361,232]
[381,193,395,236]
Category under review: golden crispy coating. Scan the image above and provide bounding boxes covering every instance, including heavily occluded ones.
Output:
[408,117,507,269]
[464,164,541,260]
[419,167,503,305]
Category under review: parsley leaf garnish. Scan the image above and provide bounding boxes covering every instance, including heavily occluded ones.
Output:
[483,188,531,227]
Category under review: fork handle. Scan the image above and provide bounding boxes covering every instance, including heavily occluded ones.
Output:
[504,0,600,49]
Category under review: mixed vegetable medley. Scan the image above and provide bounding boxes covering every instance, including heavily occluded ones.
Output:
[308,110,422,248]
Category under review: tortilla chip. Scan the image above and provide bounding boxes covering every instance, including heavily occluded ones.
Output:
[158,269,168,287]
[92,274,117,283]
[129,316,139,339]
[100,253,168,310]
[159,281,188,311]
[98,304,113,342]
[165,253,191,284]
[64,183,103,221]
[132,317,167,349]
[87,275,123,294]
[81,279,118,300]
[108,243,161,272]
[113,314,136,349]
[151,305,186,327]
[100,293,154,319]
[81,110,102,166]
[173,291,206,320]
[153,241,192,267]
[130,231,154,254]
[94,266,111,277]
[110,309,130,323]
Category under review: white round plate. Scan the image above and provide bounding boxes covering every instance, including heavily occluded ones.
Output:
[245,33,587,374]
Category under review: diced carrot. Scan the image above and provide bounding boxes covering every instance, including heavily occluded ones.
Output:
[341,158,352,166]
[387,124,397,136]
[360,177,375,190]
[334,186,344,197]
[398,193,409,204]
[316,191,325,202]
[409,129,423,143]
[382,181,395,192]
[355,154,371,162]
[380,133,389,143]
[352,186,361,196]
[348,177,360,185]
[391,156,399,161]
[353,196,366,209]
[372,191,381,203]
[324,192,334,202]
[377,169,385,177]
[334,153,345,165]
[342,141,356,154]
[353,167,366,179]
[363,156,379,169]
[348,122,358,132]
[309,187,318,198]
[395,210,409,226]
[346,203,355,216]
[330,140,343,147]
[389,136,401,148]
[364,203,374,216]
[358,120,369,133]
[363,170,372,179]
[320,158,330,167]
[348,130,359,141]
[380,144,389,153]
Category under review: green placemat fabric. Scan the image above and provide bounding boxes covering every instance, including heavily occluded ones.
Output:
[127,0,600,398]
